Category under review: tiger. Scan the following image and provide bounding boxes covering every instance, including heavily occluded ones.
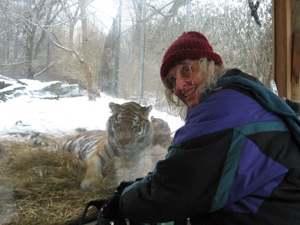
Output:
[31,101,172,190]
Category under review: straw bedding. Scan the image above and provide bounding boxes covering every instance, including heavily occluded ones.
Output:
[0,139,141,225]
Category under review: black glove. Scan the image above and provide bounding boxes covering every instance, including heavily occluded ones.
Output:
[97,209,114,225]
[79,199,108,225]
[101,193,144,225]
[115,181,134,194]
[102,194,122,220]
[115,177,143,195]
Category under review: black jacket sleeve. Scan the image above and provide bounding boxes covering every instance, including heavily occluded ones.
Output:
[119,128,234,223]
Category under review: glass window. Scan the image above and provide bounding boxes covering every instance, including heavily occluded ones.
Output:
[0,0,272,224]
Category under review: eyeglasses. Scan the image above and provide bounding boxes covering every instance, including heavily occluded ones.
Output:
[164,62,199,90]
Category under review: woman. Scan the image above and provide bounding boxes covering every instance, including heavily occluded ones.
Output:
[102,31,300,225]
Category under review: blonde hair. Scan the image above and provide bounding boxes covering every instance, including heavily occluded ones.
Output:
[165,58,228,121]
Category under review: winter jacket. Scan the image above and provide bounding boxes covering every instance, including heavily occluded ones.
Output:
[119,69,300,225]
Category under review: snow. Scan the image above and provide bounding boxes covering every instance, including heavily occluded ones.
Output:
[0,78,184,140]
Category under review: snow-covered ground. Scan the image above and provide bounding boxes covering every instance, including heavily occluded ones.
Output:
[0,77,184,140]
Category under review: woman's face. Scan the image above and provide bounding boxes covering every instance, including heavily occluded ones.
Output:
[166,60,203,108]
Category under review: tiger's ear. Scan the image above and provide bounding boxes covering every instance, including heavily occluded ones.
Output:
[109,102,120,113]
[142,105,152,118]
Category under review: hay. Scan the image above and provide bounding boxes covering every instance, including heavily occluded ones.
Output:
[0,139,118,225]
[0,135,166,225]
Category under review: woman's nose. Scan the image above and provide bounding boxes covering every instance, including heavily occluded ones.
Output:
[175,77,187,90]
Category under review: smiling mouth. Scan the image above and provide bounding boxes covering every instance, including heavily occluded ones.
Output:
[183,87,196,98]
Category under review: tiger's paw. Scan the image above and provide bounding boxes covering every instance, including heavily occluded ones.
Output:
[80,175,103,190]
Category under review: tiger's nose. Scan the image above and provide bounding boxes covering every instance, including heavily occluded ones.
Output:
[119,138,131,145]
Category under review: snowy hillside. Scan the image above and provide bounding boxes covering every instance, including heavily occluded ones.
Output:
[0,76,184,139]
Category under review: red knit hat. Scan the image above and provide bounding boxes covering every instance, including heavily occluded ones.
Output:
[160,31,223,84]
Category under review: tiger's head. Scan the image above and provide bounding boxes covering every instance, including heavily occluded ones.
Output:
[106,102,153,159]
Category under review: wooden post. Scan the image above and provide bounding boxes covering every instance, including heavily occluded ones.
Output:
[292,33,300,83]
[291,0,300,100]
[273,0,292,98]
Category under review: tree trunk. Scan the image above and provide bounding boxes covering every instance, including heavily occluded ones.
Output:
[27,31,35,79]
[80,0,97,101]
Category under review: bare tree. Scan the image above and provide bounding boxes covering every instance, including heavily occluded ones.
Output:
[115,0,272,112]
[114,0,187,104]
[0,0,74,80]
[79,0,100,100]
[24,0,102,100]
[100,0,122,97]
[0,0,272,108]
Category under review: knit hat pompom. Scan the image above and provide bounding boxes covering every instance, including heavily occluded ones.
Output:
[160,31,223,84]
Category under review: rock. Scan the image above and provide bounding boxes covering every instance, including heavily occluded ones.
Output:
[15,121,30,127]
[0,86,26,102]
[41,82,62,92]
[0,75,86,102]
[0,81,5,89]
[75,128,87,132]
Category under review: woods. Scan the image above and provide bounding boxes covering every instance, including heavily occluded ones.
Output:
[0,0,272,111]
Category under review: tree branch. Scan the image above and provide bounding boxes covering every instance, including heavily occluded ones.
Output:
[25,0,84,63]
[0,61,29,67]
[34,62,55,78]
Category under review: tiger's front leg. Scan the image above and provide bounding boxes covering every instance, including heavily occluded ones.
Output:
[80,153,104,190]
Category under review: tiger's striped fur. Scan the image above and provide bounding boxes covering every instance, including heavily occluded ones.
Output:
[30,101,172,190]
[57,101,154,190]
